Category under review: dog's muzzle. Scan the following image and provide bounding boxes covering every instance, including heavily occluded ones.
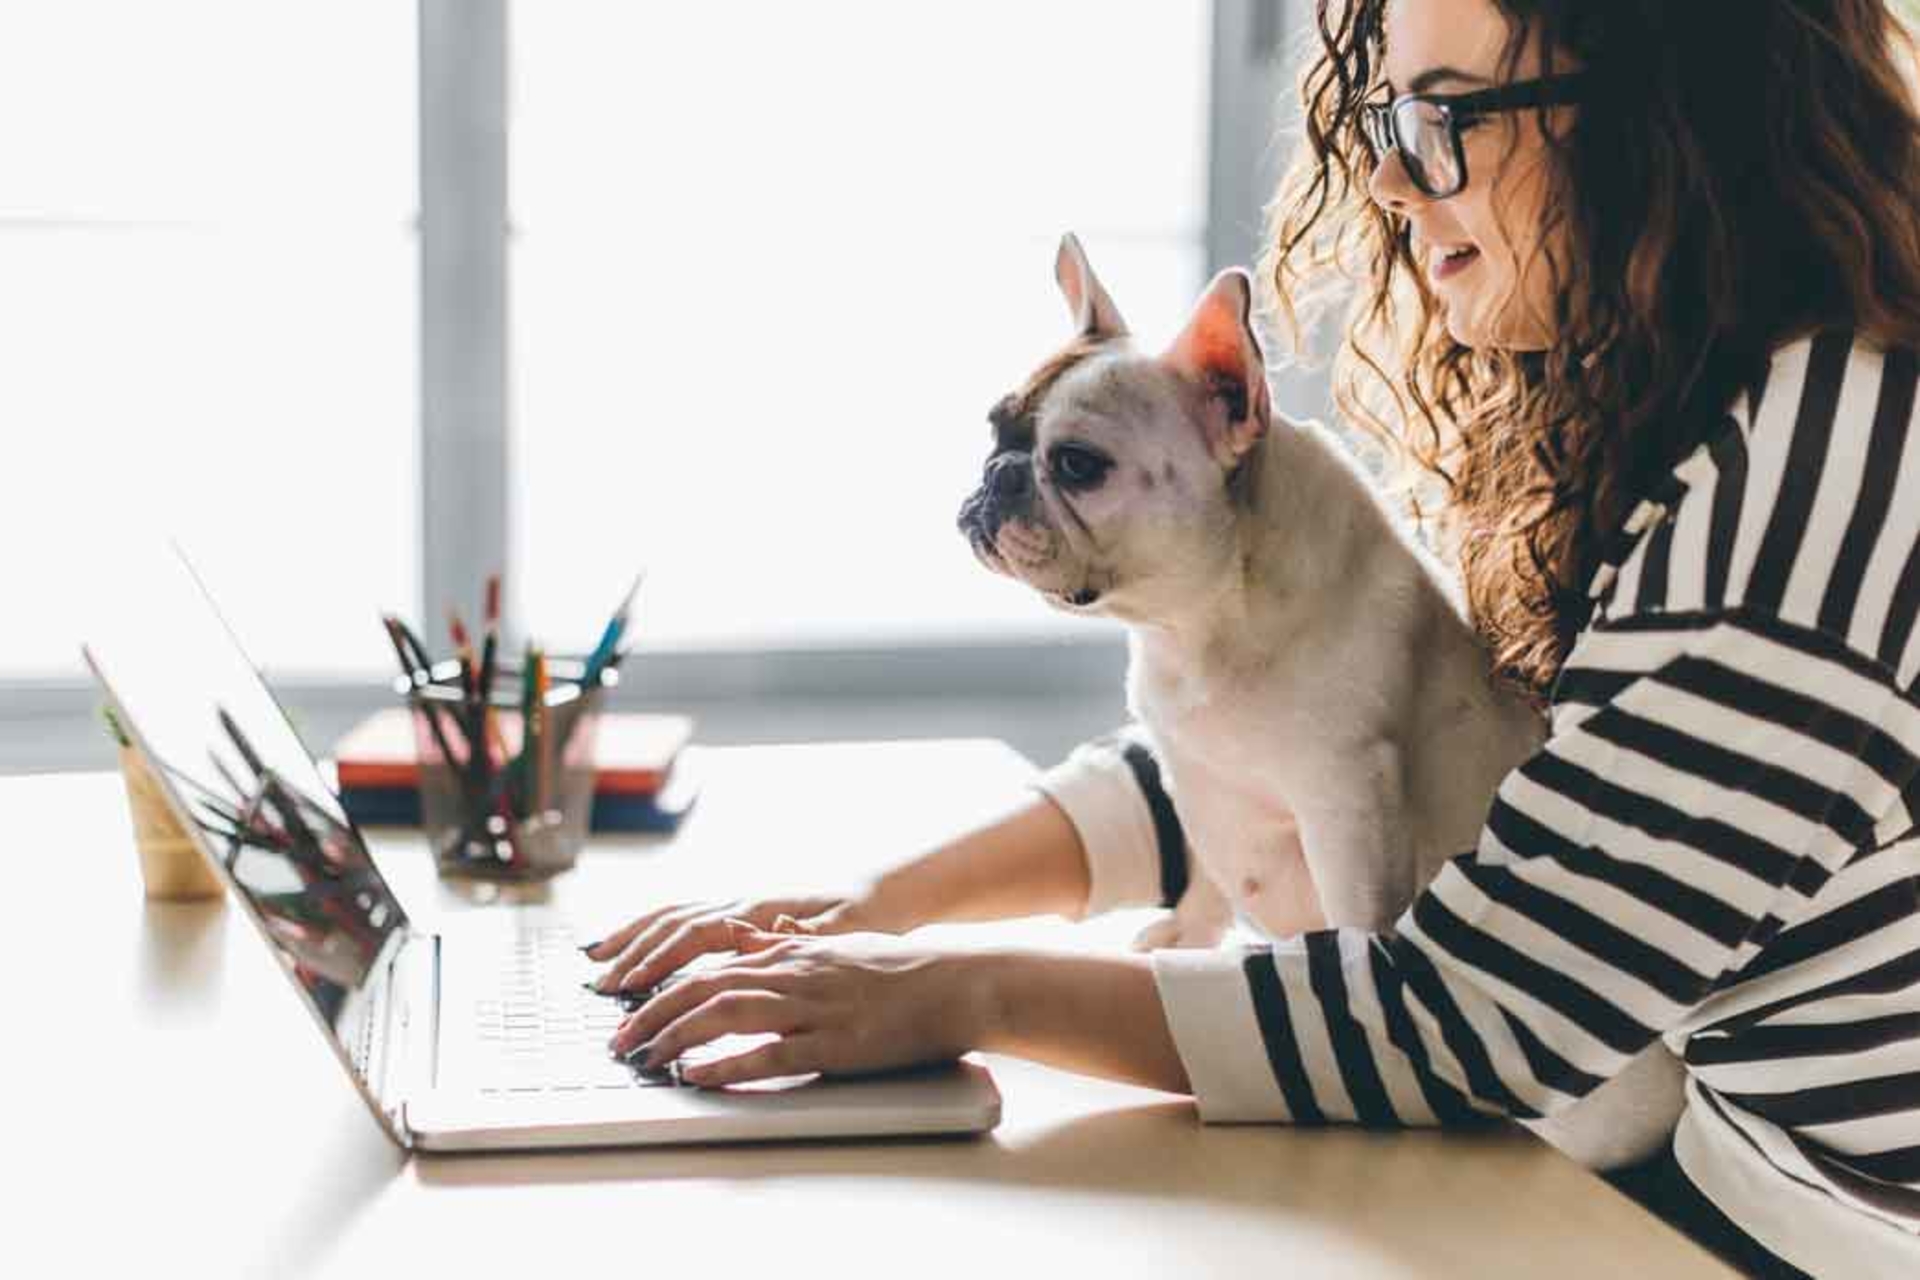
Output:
[956,453,1035,548]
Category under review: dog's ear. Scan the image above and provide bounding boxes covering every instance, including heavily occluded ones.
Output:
[1163,268,1270,467]
[1054,232,1128,339]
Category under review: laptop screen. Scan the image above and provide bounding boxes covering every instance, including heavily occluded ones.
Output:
[82,545,410,1062]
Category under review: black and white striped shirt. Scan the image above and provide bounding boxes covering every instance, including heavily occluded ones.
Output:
[1037,332,1920,1276]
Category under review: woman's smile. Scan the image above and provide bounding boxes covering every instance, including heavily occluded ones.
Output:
[1428,242,1482,285]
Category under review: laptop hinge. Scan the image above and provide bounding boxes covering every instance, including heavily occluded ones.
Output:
[397,933,443,1148]
[380,929,440,1150]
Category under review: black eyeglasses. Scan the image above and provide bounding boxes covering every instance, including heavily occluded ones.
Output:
[1360,73,1587,199]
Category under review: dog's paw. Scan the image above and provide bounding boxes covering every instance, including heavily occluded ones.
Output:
[1130,916,1187,951]
[1130,915,1227,951]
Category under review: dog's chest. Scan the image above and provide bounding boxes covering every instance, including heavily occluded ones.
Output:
[1128,657,1305,783]
[1126,658,1320,923]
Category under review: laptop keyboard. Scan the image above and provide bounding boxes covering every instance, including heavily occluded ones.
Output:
[470,923,722,1095]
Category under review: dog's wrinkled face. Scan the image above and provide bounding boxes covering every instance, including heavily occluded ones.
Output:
[956,233,1272,621]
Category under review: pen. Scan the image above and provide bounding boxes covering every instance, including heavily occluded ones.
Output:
[478,574,508,771]
[581,570,645,690]
[381,615,467,774]
[378,615,424,689]
[395,615,473,721]
[548,572,640,769]
[390,615,440,680]
[516,641,541,819]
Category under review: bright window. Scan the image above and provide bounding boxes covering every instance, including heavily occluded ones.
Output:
[508,2,1210,648]
[2,1,417,678]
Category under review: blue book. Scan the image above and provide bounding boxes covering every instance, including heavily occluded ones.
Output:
[339,780,698,833]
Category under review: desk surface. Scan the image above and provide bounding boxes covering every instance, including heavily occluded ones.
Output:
[9,740,1733,1278]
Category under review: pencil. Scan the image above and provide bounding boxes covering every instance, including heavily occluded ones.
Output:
[533,648,551,813]
[515,641,538,819]
[449,607,492,805]
[448,609,478,702]
[479,574,505,776]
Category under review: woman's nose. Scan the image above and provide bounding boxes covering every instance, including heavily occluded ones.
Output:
[1367,147,1422,214]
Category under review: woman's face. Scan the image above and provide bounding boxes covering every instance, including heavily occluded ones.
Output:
[1367,0,1563,350]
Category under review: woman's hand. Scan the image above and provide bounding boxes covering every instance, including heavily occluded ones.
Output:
[584,790,1096,997]
[605,922,997,1088]
[583,892,899,995]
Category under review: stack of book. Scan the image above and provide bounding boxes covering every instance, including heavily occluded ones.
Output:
[330,709,698,833]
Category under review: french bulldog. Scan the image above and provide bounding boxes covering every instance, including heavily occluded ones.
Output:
[955,232,1687,1171]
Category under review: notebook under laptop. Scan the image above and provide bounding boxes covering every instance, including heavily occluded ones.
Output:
[81,544,999,1152]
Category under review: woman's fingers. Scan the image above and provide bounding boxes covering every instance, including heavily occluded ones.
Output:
[592,907,707,986]
[585,895,854,979]
[627,989,809,1067]
[602,934,979,1086]
[712,931,802,968]
[580,904,686,962]
[593,905,810,991]
[681,1034,824,1089]
[729,921,798,953]
[609,964,799,1057]
[596,908,728,992]
[611,916,753,994]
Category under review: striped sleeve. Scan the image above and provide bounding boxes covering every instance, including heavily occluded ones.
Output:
[1150,331,1920,1131]
[1152,608,1920,1126]
[1031,724,1191,916]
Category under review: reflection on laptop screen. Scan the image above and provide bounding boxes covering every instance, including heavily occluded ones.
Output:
[82,546,409,1052]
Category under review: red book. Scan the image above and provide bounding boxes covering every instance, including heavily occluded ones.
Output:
[331,707,693,795]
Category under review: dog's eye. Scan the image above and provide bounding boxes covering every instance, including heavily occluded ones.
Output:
[1049,444,1111,490]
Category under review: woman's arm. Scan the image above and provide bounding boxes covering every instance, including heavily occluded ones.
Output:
[589,788,1100,994]
[606,926,1192,1095]
[856,790,1093,929]
[591,725,1186,994]
[970,947,1192,1093]
[861,722,1190,931]
[611,606,1914,1119]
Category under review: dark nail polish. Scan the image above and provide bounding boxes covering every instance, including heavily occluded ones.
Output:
[577,940,601,955]
[581,980,611,996]
[623,1040,656,1067]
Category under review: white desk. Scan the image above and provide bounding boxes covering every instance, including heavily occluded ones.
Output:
[8,740,1734,1278]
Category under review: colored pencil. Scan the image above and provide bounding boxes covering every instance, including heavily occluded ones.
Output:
[478,573,505,774]
[533,648,551,813]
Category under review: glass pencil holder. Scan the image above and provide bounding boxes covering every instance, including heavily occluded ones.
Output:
[401,657,617,879]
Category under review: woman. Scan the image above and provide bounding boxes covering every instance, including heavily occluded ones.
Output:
[588,2,1920,1273]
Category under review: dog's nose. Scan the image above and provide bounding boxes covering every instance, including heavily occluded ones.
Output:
[988,456,1031,501]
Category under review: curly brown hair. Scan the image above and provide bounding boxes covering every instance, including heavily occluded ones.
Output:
[1262,0,1920,707]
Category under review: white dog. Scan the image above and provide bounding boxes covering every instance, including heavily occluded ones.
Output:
[956,234,1687,1171]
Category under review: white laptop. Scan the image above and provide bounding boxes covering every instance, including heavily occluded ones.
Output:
[81,545,1000,1152]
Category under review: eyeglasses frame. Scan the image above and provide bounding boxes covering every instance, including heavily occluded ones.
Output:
[1361,73,1589,199]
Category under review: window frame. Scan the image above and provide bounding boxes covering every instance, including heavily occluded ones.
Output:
[6,0,1295,774]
